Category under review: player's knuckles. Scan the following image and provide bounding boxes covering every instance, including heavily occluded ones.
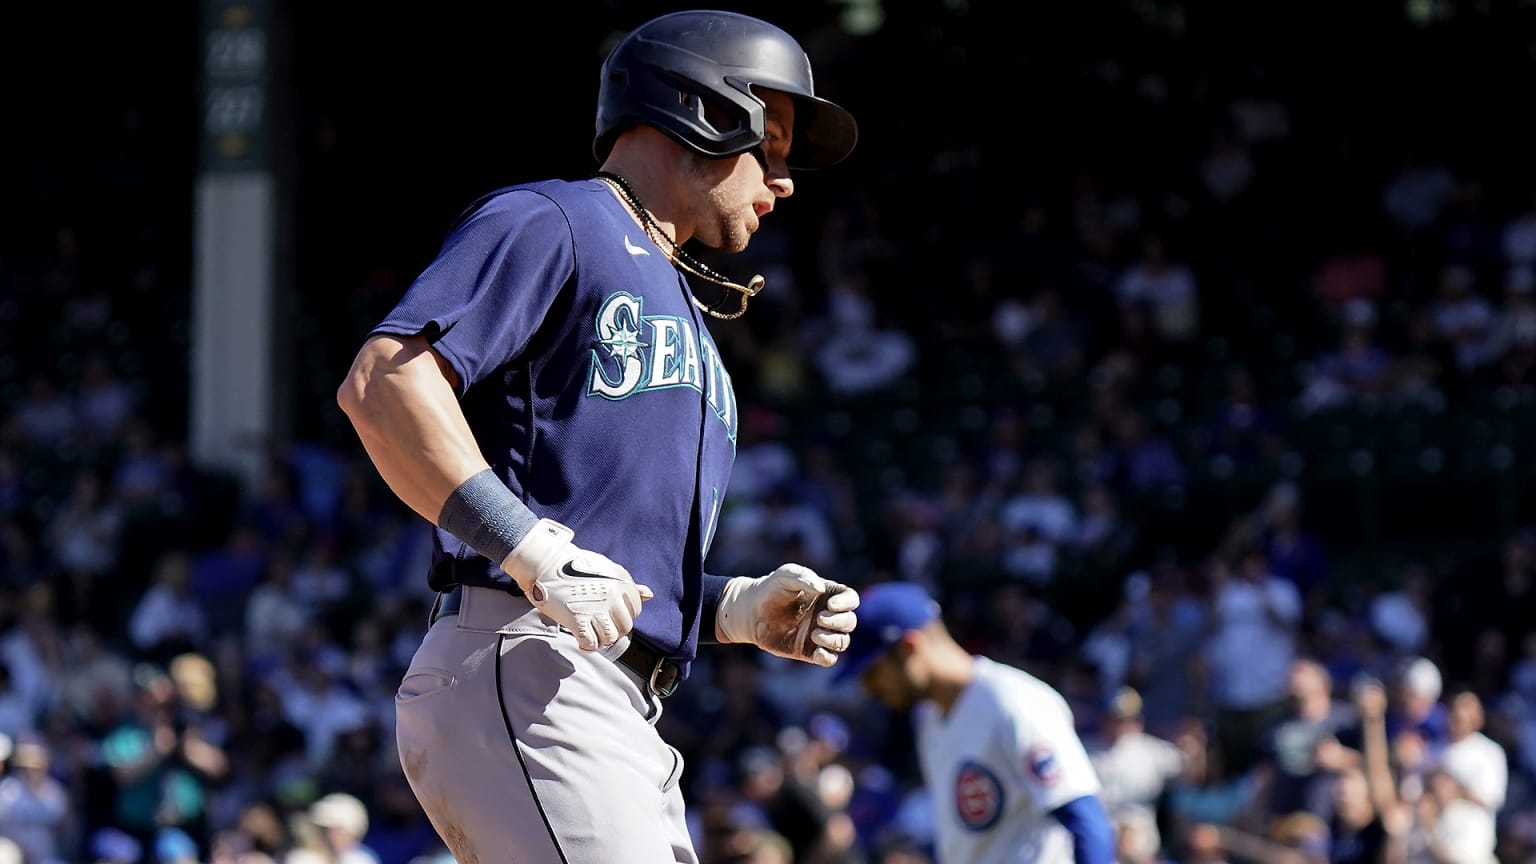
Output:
[812,630,850,652]
[824,588,859,612]
[818,610,857,631]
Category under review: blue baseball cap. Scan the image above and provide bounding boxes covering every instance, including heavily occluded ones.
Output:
[831,582,941,684]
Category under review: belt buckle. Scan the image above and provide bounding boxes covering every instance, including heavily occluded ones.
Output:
[647,656,681,699]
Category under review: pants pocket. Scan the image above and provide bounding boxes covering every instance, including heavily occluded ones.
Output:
[396,668,456,703]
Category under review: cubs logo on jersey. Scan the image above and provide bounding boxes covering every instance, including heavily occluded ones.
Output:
[1026,745,1062,787]
[954,760,1005,831]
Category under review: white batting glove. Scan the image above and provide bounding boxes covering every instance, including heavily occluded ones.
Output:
[715,564,860,667]
[500,519,653,652]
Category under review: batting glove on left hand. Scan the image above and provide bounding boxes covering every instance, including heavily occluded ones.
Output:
[715,564,860,667]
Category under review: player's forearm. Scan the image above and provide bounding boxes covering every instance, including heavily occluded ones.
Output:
[338,334,491,523]
[1051,795,1115,864]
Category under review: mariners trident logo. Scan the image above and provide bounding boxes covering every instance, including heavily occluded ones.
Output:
[587,291,737,440]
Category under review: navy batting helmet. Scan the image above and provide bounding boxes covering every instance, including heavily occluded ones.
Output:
[593,10,858,170]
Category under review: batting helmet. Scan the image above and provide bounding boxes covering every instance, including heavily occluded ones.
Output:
[593,10,858,170]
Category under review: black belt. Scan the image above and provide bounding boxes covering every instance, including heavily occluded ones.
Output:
[429,585,682,698]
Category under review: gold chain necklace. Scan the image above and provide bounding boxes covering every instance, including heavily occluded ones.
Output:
[594,171,765,321]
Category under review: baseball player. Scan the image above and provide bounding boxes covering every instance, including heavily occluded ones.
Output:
[336,10,861,864]
[835,583,1115,864]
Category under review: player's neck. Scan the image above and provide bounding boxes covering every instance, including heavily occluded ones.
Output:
[596,155,687,245]
[927,651,977,716]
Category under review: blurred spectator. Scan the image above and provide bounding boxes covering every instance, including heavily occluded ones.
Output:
[56,624,136,730]
[1087,686,1185,814]
[1295,299,1397,414]
[190,522,268,635]
[9,373,79,451]
[811,268,917,397]
[291,535,354,614]
[1254,481,1332,612]
[1099,406,1186,496]
[110,417,179,510]
[1328,763,1396,863]
[1258,659,1359,822]
[1417,768,1500,864]
[1392,658,1452,749]
[1512,631,1536,706]
[1438,178,1504,275]
[74,354,139,450]
[1503,191,1536,267]
[1122,562,1208,736]
[99,668,221,855]
[1315,247,1388,309]
[1438,689,1509,815]
[1438,527,1536,682]
[1112,802,1168,864]
[1114,233,1200,346]
[48,468,124,628]
[244,466,309,550]
[1489,265,1536,389]
[0,662,30,741]
[1190,366,1289,475]
[128,551,207,663]
[274,647,372,769]
[359,775,444,864]
[999,458,1079,548]
[1199,124,1256,207]
[308,792,382,864]
[998,288,1089,384]
[245,554,312,665]
[1367,562,1434,659]
[89,827,143,864]
[1424,263,1499,376]
[0,583,63,735]
[1200,546,1302,777]
[888,498,945,592]
[1164,719,1264,836]
[0,735,70,864]
[156,827,202,864]
[1380,152,1457,235]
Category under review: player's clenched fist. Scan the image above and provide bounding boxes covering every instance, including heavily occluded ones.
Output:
[716,564,860,667]
[501,519,653,651]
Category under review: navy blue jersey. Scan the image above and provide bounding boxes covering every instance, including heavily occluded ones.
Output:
[370,178,739,662]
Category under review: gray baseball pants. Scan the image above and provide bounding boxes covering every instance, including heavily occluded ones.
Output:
[395,585,698,863]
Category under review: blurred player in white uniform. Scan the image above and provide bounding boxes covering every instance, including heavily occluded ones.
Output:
[836,583,1115,864]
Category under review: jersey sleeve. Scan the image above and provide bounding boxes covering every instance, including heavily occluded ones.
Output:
[371,189,576,396]
[1005,688,1102,813]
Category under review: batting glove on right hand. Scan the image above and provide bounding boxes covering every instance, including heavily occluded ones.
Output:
[716,564,860,667]
[501,519,653,652]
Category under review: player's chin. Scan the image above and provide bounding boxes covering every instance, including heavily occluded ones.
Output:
[722,223,754,253]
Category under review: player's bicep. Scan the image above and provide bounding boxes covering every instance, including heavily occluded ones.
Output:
[339,334,489,522]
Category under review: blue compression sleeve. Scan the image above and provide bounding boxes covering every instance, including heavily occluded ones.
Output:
[698,572,736,644]
[1051,795,1115,864]
[437,469,540,563]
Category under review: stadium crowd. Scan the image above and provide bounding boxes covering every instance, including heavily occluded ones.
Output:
[4,1,1536,862]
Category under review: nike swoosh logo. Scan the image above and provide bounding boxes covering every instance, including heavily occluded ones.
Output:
[560,561,623,581]
[624,235,650,257]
